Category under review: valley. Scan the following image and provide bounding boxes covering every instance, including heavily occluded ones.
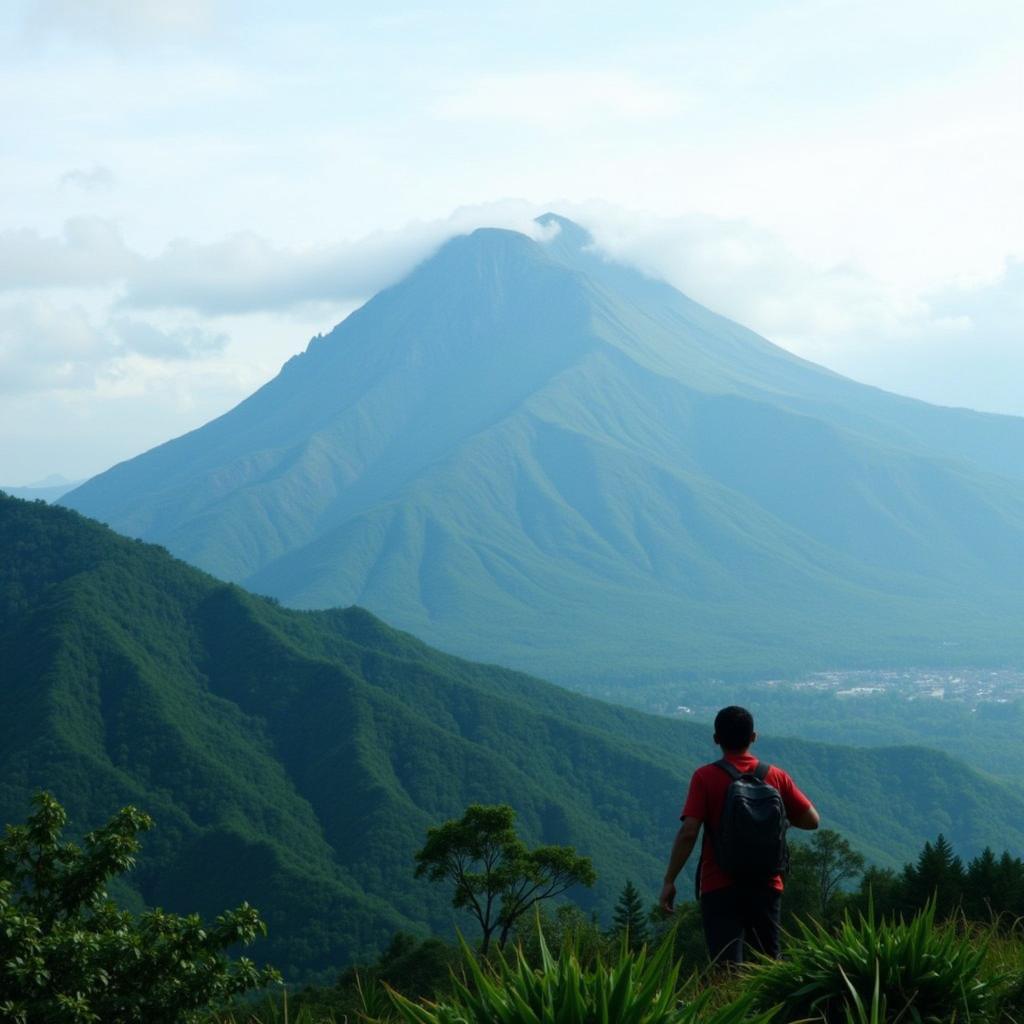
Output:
[5,492,1024,979]
[596,666,1024,780]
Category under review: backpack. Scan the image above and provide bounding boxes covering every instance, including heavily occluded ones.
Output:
[710,760,789,881]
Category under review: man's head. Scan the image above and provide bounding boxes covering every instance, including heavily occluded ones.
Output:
[714,706,756,752]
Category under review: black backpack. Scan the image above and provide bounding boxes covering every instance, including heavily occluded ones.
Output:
[709,760,789,881]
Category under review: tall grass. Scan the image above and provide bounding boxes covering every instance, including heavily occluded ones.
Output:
[746,899,995,1023]
[211,903,1024,1024]
[383,930,775,1024]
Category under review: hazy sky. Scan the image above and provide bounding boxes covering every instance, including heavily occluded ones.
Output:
[2,0,1023,483]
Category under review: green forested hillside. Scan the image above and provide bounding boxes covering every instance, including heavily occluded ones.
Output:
[62,215,1024,683]
[4,493,1024,979]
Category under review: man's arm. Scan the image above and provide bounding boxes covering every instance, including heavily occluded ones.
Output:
[791,804,820,830]
[659,816,701,913]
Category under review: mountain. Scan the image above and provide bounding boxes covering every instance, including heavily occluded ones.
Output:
[62,214,1024,684]
[6,493,1024,977]
[3,475,83,502]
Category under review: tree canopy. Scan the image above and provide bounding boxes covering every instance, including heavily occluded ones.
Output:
[414,804,595,951]
[0,793,278,1024]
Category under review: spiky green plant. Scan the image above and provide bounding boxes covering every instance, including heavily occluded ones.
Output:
[839,964,886,1024]
[748,899,994,1023]
[383,929,775,1024]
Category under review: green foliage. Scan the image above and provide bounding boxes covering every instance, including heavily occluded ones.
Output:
[415,804,595,951]
[219,933,463,1024]
[784,829,865,927]
[847,834,1024,928]
[900,835,965,920]
[0,792,278,1024]
[611,880,651,951]
[748,900,994,1023]
[385,928,776,1024]
[7,494,1024,978]
[649,901,709,980]
[510,904,610,969]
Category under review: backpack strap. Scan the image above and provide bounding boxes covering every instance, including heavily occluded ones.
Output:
[713,759,743,781]
[715,759,771,780]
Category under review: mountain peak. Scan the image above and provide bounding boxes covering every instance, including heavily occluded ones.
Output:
[535,212,593,250]
[61,204,1024,683]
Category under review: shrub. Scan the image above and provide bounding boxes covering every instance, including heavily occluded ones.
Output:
[976,923,1024,1023]
[0,792,279,1024]
[384,927,776,1024]
[747,899,994,1023]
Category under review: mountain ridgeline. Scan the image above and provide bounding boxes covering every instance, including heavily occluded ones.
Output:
[4,493,1024,977]
[62,215,1024,684]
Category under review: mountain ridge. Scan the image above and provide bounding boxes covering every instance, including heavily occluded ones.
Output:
[63,215,1024,682]
[6,493,1024,977]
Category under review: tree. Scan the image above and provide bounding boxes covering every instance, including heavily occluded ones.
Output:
[964,847,999,921]
[783,831,864,926]
[807,829,865,918]
[0,792,279,1024]
[781,845,824,925]
[902,833,965,919]
[610,880,649,950]
[414,804,595,952]
[854,866,903,920]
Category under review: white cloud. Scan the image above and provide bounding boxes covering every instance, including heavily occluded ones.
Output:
[574,205,932,351]
[121,202,556,314]
[0,219,136,289]
[0,363,251,484]
[25,0,223,44]
[0,298,229,394]
[110,317,228,360]
[564,203,1024,415]
[0,301,111,393]
[59,165,116,191]
[432,71,683,125]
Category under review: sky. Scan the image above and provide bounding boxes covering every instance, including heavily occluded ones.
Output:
[1,0,1023,484]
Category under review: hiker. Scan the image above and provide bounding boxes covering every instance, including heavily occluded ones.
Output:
[659,705,820,965]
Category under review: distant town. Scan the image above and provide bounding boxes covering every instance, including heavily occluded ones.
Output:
[769,668,1024,707]
[663,667,1024,721]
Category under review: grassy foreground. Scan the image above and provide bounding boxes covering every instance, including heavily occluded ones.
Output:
[210,903,1024,1024]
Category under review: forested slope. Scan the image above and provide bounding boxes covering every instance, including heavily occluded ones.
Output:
[3,493,1022,977]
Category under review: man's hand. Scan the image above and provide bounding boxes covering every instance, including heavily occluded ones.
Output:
[660,818,700,915]
[659,879,677,914]
[791,804,821,830]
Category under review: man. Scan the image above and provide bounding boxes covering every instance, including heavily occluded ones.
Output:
[659,705,820,964]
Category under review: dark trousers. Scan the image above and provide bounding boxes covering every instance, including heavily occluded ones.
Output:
[700,884,782,965]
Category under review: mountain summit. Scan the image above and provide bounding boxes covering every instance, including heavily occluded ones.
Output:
[64,215,1024,682]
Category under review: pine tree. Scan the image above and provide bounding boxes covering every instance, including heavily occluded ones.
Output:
[995,852,1024,919]
[965,847,999,920]
[903,834,965,919]
[610,880,649,951]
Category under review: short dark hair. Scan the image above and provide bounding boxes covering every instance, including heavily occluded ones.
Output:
[714,706,754,750]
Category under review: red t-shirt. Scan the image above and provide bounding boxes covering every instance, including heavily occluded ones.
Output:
[681,751,812,895]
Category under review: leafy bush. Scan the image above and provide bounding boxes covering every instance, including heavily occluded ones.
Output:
[0,792,279,1024]
[974,924,1024,1023]
[747,900,994,1023]
[384,928,776,1024]
[508,903,611,969]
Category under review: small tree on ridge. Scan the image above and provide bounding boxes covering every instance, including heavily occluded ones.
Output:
[610,880,649,951]
[414,803,595,952]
